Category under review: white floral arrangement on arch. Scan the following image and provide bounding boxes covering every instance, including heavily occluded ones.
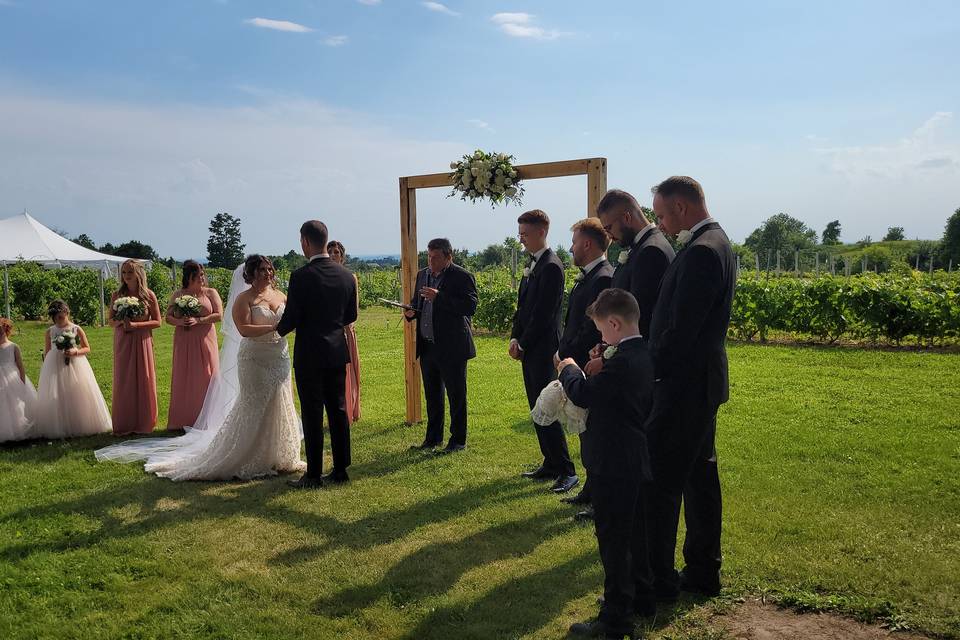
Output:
[449,150,524,208]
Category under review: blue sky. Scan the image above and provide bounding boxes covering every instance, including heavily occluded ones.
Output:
[1,0,958,257]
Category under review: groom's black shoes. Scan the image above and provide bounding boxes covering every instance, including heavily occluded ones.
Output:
[435,442,465,455]
[562,488,591,505]
[568,618,633,639]
[287,476,324,489]
[322,470,350,484]
[410,440,440,451]
[551,474,579,494]
[521,465,555,480]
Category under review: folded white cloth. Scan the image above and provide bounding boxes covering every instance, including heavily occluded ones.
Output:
[531,379,588,435]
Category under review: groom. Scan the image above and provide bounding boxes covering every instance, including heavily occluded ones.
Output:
[278,220,358,488]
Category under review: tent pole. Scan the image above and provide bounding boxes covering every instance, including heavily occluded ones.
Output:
[99,262,106,327]
[3,261,10,319]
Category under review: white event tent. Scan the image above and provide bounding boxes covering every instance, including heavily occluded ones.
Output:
[0,212,151,323]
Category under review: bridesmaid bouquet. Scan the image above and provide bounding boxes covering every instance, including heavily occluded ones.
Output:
[172,294,202,330]
[113,296,145,322]
[54,330,78,366]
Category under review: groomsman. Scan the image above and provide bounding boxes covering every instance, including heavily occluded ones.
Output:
[557,218,614,512]
[510,209,578,494]
[596,189,675,341]
[279,220,358,488]
[645,176,736,599]
[404,238,478,453]
[557,288,656,638]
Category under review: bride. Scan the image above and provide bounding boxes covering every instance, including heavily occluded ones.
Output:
[96,255,306,481]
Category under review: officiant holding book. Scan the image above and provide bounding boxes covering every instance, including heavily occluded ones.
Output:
[404,238,478,453]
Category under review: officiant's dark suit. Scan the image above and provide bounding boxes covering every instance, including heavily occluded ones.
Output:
[406,254,477,450]
[645,214,736,596]
[613,225,675,338]
[278,235,358,482]
[560,332,656,631]
[511,247,576,480]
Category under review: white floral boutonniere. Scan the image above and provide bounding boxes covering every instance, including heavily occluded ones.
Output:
[574,271,585,283]
[522,267,531,278]
[676,229,693,246]
[618,249,629,265]
[602,345,618,360]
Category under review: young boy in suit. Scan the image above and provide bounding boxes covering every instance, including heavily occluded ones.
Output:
[556,288,655,639]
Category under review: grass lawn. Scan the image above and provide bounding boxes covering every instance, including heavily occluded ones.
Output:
[1,309,958,639]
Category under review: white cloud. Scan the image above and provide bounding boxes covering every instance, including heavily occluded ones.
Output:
[490,12,567,40]
[323,35,349,47]
[467,119,494,133]
[814,112,959,181]
[244,17,313,33]
[422,2,459,16]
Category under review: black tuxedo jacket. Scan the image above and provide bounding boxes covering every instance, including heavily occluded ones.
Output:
[647,222,736,413]
[510,248,565,356]
[406,263,478,362]
[559,338,653,480]
[613,227,675,338]
[558,259,614,367]
[277,257,358,370]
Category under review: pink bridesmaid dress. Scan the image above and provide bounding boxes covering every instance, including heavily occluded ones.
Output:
[167,289,220,430]
[344,323,361,425]
[112,297,159,435]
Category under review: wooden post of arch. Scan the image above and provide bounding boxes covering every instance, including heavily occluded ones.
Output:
[398,157,607,424]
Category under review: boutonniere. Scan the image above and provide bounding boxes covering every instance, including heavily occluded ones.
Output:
[617,249,629,265]
[574,272,585,283]
[522,267,531,278]
[676,229,693,246]
[602,345,618,360]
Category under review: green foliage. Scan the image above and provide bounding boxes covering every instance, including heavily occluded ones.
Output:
[71,234,97,250]
[745,213,818,269]
[146,261,174,305]
[6,261,59,320]
[206,212,246,269]
[884,226,905,242]
[940,207,960,266]
[822,219,842,245]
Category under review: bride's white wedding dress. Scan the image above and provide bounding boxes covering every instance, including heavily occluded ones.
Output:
[96,297,306,481]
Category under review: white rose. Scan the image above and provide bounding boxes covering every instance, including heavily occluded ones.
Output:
[470,167,480,177]
[450,161,458,170]
[505,187,518,197]
[505,178,512,186]
[618,249,629,264]
[676,229,693,245]
[509,170,517,178]
[603,345,618,360]
[522,267,531,277]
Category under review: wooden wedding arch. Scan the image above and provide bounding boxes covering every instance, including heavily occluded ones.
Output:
[398,157,608,424]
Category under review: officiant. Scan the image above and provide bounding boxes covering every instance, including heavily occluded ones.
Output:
[404,238,478,453]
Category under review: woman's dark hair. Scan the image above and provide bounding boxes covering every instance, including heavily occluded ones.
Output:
[181,260,203,289]
[48,299,71,320]
[242,254,275,285]
[327,240,346,260]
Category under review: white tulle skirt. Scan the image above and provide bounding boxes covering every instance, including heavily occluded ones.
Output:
[32,350,112,439]
[0,366,37,442]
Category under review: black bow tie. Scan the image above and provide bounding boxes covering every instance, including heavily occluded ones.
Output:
[527,255,537,266]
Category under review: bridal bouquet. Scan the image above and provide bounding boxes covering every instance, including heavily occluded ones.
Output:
[173,294,202,330]
[54,330,78,366]
[113,296,145,322]
[449,150,524,208]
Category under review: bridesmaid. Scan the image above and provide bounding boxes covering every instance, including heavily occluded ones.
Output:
[165,260,223,431]
[110,259,162,435]
[328,240,361,424]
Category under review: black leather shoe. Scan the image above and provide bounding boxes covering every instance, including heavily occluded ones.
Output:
[435,442,465,455]
[287,476,324,489]
[568,618,631,639]
[679,569,721,597]
[574,505,595,522]
[561,488,591,505]
[521,466,555,480]
[322,470,350,484]
[410,440,440,451]
[550,474,580,494]
[596,597,657,619]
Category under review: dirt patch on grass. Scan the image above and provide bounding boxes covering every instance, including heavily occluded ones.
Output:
[707,599,930,640]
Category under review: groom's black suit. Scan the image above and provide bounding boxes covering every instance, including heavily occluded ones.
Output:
[277,255,358,479]
[612,226,675,338]
[645,221,736,593]
[511,248,575,477]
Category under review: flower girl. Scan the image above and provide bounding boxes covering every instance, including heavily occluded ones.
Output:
[32,300,112,439]
[0,317,37,442]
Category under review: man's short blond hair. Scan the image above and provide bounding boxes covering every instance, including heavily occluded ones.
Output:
[570,217,611,250]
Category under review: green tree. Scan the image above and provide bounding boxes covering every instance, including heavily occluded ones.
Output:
[107,240,159,261]
[940,208,960,266]
[554,245,572,268]
[822,220,842,245]
[883,226,905,241]
[207,212,245,269]
[745,213,817,270]
[72,234,97,250]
